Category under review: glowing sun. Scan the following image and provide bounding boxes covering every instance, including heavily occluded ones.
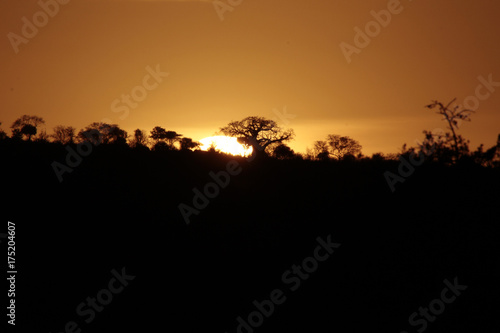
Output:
[199,136,253,157]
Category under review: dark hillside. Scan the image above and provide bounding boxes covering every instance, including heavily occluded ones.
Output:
[1,140,499,332]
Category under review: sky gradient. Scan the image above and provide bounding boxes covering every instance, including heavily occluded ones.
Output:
[1,0,499,155]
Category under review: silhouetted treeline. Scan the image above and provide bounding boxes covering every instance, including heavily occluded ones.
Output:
[2,131,499,332]
[2,105,499,332]
[1,111,499,166]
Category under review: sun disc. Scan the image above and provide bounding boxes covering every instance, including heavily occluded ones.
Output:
[199,136,253,157]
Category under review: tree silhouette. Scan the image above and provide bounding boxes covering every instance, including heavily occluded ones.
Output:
[107,125,128,145]
[51,126,76,144]
[150,126,182,150]
[150,126,167,143]
[179,137,200,151]
[417,129,469,164]
[219,116,294,157]
[129,129,149,148]
[326,134,362,160]
[311,135,362,160]
[425,99,474,161]
[21,125,37,140]
[311,140,330,160]
[78,122,127,145]
[11,115,45,141]
[164,131,182,149]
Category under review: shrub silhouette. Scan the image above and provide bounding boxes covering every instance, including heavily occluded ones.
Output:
[272,143,297,160]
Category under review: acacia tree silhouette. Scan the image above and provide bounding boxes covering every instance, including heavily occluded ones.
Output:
[425,99,474,162]
[164,131,182,149]
[150,126,182,150]
[150,126,167,145]
[219,116,294,157]
[179,137,200,151]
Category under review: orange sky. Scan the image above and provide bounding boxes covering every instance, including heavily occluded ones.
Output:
[1,0,499,155]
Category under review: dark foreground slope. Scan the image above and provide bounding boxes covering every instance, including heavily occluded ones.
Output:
[1,140,499,332]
